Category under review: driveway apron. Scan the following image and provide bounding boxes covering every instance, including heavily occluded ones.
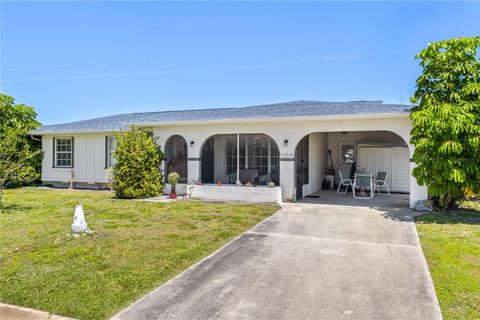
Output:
[112,203,442,320]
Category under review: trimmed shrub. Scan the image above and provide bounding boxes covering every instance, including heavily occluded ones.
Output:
[168,172,180,186]
[112,127,165,199]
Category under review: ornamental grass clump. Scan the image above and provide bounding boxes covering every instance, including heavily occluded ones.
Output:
[112,127,164,199]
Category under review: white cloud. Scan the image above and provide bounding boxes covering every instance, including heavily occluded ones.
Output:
[1,55,356,83]
[1,65,52,72]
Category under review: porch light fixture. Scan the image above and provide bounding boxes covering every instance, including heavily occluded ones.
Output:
[283,139,289,147]
[189,141,195,148]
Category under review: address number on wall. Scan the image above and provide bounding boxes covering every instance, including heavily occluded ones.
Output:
[280,152,294,158]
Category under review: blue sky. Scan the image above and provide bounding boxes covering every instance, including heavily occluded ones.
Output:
[1,1,479,125]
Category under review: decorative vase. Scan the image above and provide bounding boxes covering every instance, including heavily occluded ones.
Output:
[170,185,177,199]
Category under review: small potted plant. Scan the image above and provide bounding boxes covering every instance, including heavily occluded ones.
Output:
[168,172,180,199]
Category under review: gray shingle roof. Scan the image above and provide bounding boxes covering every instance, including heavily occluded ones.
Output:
[32,100,411,134]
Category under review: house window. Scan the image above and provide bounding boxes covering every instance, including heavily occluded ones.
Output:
[106,136,116,168]
[54,137,74,167]
[225,135,238,176]
[245,135,279,176]
[225,134,279,183]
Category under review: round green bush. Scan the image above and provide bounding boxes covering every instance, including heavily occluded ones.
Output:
[112,127,165,199]
[168,172,180,186]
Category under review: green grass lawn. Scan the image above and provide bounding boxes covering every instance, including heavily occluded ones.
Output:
[0,188,279,320]
[415,203,480,320]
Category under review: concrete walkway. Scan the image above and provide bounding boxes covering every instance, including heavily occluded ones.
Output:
[0,303,75,320]
[112,203,442,320]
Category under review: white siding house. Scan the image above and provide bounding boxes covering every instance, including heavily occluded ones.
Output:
[42,134,111,186]
[32,100,428,208]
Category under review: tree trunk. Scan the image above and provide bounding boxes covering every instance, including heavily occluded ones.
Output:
[435,194,460,211]
[0,185,4,208]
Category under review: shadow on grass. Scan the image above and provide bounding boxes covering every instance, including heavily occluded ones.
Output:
[0,203,35,213]
[414,209,480,225]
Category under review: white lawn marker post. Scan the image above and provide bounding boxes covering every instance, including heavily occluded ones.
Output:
[71,204,88,233]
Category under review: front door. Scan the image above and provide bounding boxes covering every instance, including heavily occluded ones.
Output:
[201,138,214,183]
[296,145,303,199]
[295,135,309,200]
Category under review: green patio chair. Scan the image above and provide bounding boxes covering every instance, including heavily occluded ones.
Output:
[374,171,390,195]
[337,164,353,194]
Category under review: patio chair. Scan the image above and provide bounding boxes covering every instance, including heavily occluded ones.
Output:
[353,173,374,199]
[374,171,390,195]
[337,166,353,194]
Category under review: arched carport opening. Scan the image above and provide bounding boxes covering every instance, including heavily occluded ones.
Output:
[293,130,411,206]
[164,135,188,183]
[200,134,280,185]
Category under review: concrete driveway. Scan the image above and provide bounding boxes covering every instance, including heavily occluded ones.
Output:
[112,203,442,320]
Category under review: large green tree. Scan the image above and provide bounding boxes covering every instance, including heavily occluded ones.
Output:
[0,94,42,204]
[0,94,40,136]
[112,127,164,199]
[410,37,480,209]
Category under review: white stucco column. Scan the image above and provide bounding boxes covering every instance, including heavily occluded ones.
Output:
[406,141,428,209]
[160,159,166,180]
[280,159,295,201]
[187,160,201,184]
[187,141,202,184]
[154,134,167,181]
[276,136,298,202]
[409,161,428,208]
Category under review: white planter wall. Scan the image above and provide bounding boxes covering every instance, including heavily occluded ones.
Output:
[163,183,187,196]
[190,185,282,204]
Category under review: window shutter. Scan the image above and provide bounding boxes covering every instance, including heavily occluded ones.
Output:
[52,137,56,168]
[105,136,108,169]
[71,137,75,168]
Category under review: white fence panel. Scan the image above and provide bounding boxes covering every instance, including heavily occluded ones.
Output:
[357,146,409,193]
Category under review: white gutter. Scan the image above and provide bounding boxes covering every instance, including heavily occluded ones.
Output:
[31,112,410,135]
[30,129,118,135]
[134,112,410,127]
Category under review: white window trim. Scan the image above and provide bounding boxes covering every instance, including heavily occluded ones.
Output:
[106,136,116,168]
[54,137,74,168]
